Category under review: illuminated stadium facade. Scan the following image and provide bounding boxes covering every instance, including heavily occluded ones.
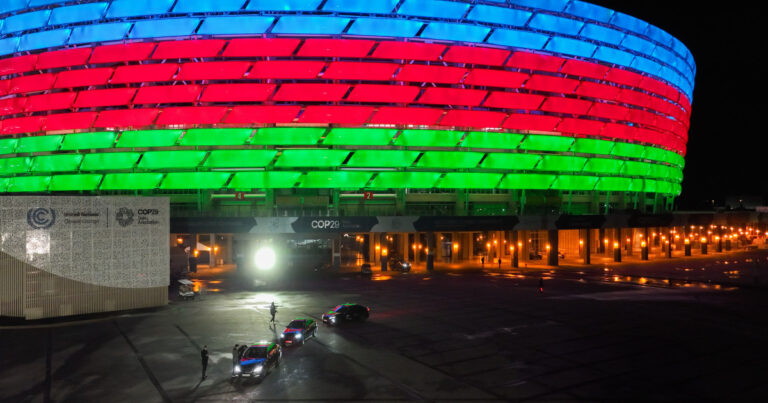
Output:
[0,0,694,219]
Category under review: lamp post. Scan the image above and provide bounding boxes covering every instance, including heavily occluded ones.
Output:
[684,238,691,256]
[641,241,648,260]
[613,241,621,262]
[700,237,708,255]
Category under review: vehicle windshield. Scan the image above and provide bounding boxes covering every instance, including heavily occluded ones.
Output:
[287,320,305,328]
[243,346,268,359]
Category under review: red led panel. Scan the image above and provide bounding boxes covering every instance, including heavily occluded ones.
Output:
[272,84,350,102]
[0,97,26,116]
[418,88,486,107]
[9,73,56,95]
[638,76,670,98]
[176,61,250,81]
[0,80,10,96]
[605,68,644,87]
[602,122,637,141]
[298,106,374,124]
[0,54,37,75]
[43,112,97,131]
[298,39,375,58]
[249,61,325,79]
[588,102,629,121]
[525,75,579,94]
[502,114,561,132]
[223,38,300,57]
[540,97,592,115]
[346,84,419,103]
[94,109,159,128]
[152,40,225,59]
[323,62,398,81]
[678,95,692,114]
[134,85,202,104]
[395,65,467,84]
[0,116,44,135]
[200,84,276,103]
[156,106,228,125]
[36,48,91,70]
[439,110,507,128]
[24,92,77,112]
[464,69,528,88]
[54,67,114,88]
[111,63,179,84]
[616,88,654,108]
[557,118,604,136]
[443,46,510,66]
[575,81,621,100]
[224,105,300,124]
[506,52,566,72]
[370,42,445,61]
[369,107,443,125]
[560,59,609,79]
[654,115,680,134]
[484,92,545,110]
[626,108,658,127]
[74,88,136,108]
[635,127,665,145]
[89,43,156,64]
[662,85,682,105]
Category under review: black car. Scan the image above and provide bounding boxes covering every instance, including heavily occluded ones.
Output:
[322,303,370,325]
[234,342,281,379]
[280,318,317,346]
[388,258,411,272]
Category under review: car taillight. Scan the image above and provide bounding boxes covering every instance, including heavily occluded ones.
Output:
[367,307,370,311]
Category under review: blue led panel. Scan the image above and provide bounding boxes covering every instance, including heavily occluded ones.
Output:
[50,3,108,25]
[173,0,246,12]
[271,16,350,35]
[545,36,596,58]
[487,29,549,50]
[565,1,614,23]
[348,18,423,37]
[0,0,27,14]
[2,10,51,35]
[579,23,624,45]
[0,38,19,56]
[246,0,322,11]
[621,35,655,54]
[106,0,174,18]
[528,13,584,36]
[323,0,398,13]
[510,0,568,12]
[18,29,71,52]
[594,46,634,67]
[28,0,66,6]
[130,18,201,39]
[630,57,662,75]
[610,12,649,36]
[467,5,531,26]
[421,23,490,43]
[198,16,274,35]
[398,0,469,19]
[69,23,132,45]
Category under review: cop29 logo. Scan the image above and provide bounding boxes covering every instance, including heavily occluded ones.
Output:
[115,207,134,227]
[27,208,56,229]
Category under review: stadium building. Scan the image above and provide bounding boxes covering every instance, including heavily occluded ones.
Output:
[1,0,696,273]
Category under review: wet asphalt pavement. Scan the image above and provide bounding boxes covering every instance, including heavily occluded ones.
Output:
[2,250,768,402]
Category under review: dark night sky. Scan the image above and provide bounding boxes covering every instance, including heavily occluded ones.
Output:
[590,1,766,209]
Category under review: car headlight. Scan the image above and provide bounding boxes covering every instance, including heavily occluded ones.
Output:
[254,365,263,373]
[234,365,241,373]
[330,316,336,322]
[279,334,284,338]
[295,333,302,339]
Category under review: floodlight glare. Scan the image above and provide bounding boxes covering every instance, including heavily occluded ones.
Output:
[254,246,276,271]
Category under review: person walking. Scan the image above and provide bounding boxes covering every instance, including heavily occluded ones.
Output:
[269,301,277,323]
[201,345,209,379]
[231,344,239,376]
[481,256,485,266]
[497,258,501,268]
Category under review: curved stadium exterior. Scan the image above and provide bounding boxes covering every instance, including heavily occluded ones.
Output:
[0,0,694,217]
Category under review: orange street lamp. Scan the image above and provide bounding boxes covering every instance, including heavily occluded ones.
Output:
[176,237,184,244]
[453,242,459,251]
[381,248,388,257]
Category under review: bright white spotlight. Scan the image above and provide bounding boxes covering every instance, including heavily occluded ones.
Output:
[254,246,276,270]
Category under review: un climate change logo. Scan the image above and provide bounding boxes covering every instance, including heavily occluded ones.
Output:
[116,207,134,227]
[27,208,56,229]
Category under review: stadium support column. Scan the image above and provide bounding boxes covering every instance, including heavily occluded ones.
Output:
[583,228,591,265]
[547,230,558,266]
[209,233,216,267]
[332,235,341,270]
[426,232,436,271]
[400,234,408,261]
[511,231,519,268]
[598,228,606,254]
[451,232,459,263]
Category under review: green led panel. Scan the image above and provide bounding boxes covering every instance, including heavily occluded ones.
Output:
[323,128,397,146]
[595,176,633,191]
[671,182,682,195]
[462,132,523,149]
[621,161,650,176]
[537,155,587,172]
[480,153,540,170]
[81,152,142,171]
[100,173,164,190]
[551,175,599,190]
[0,157,31,174]
[203,150,277,168]
[228,171,303,189]
[274,150,349,167]
[7,176,50,192]
[437,173,502,189]
[642,146,667,164]
[49,174,102,191]
[299,171,373,189]
[571,138,614,155]
[369,172,441,189]
[60,132,116,150]
[611,142,646,158]
[0,177,7,192]
[583,158,623,174]
[498,173,556,189]
[116,130,182,148]
[643,179,658,193]
[664,150,685,167]
[17,135,63,153]
[647,164,669,179]
[160,172,231,189]
[252,128,325,145]
[416,151,484,168]
[655,180,674,194]
[0,139,18,155]
[345,150,420,167]
[30,154,83,172]
[670,167,683,182]
[394,130,463,147]
[520,134,573,152]
[181,128,252,146]
[138,151,207,169]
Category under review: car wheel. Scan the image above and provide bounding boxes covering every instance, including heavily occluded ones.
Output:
[313,328,318,338]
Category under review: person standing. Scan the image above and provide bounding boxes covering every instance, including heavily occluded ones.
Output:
[481,256,485,266]
[231,344,239,376]
[201,345,209,379]
[497,258,501,268]
[269,301,277,323]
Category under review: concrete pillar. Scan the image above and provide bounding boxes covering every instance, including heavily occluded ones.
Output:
[332,236,341,269]
[511,231,519,268]
[598,228,606,254]
[368,233,376,263]
[451,232,459,263]
[426,232,436,271]
[209,233,216,266]
[547,230,558,266]
[400,233,408,261]
[583,228,591,265]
